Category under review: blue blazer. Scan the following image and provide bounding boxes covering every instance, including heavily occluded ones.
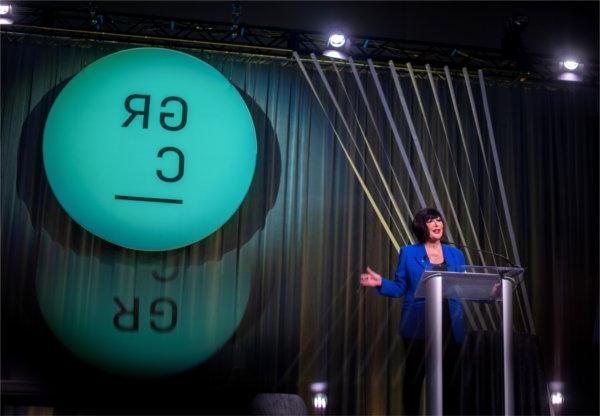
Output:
[378,243,465,341]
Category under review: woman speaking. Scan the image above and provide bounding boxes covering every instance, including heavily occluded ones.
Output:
[360,207,465,415]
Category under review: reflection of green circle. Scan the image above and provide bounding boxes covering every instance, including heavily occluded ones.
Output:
[43,48,256,251]
[36,234,253,376]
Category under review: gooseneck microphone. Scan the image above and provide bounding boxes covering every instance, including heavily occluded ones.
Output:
[443,241,520,267]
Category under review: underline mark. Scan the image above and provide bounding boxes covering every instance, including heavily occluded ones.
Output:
[115,195,183,204]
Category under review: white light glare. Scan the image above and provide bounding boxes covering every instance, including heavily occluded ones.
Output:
[310,381,328,392]
[0,3,12,24]
[313,393,328,409]
[328,33,346,48]
[563,60,580,71]
[551,392,564,405]
[558,72,583,82]
[323,49,347,60]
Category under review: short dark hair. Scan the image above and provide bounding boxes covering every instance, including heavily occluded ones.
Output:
[411,207,445,243]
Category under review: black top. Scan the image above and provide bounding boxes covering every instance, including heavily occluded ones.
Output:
[430,261,448,271]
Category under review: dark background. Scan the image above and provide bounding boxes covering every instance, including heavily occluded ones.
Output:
[2,1,599,415]
[68,1,599,60]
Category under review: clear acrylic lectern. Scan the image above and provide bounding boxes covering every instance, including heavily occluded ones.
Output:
[414,265,524,416]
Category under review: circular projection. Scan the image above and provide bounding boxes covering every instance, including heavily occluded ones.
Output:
[36,233,253,376]
[43,48,257,251]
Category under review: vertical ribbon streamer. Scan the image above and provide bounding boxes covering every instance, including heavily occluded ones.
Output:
[308,53,408,245]
[389,62,454,243]
[294,51,532,334]
[405,63,471,264]
[329,59,413,243]
[461,67,510,258]
[292,52,401,252]
[444,65,499,329]
[425,64,485,267]
[462,67,516,325]
[391,61,484,330]
[424,65,488,329]
[347,57,413,224]
[443,66,490,264]
[367,59,427,208]
[478,69,536,334]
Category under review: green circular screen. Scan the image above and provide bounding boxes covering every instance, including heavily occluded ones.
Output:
[43,48,257,251]
[36,233,253,376]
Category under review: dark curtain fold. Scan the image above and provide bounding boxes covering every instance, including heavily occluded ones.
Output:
[1,35,598,415]
[459,332,550,415]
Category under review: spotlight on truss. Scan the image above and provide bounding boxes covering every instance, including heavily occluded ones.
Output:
[323,31,350,60]
[558,57,584,82]
[561,59,580,71]
[0,2,13,25]
[328,33,346,48]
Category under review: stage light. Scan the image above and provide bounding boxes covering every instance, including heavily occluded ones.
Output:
[313,392,327,409]
[549,381,565,410]
[551,392,564,405]
[561,60,580,71]
[328,33,346,48]
[324,30,350,60]
[310,381,328,392]
[0,2,13,25]
[557,58,584,82]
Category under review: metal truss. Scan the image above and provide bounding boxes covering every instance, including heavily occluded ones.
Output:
[3,3,598,85]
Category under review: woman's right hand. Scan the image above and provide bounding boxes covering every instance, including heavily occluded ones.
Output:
[360,266,382,288]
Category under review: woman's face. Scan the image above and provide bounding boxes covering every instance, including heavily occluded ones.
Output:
[426,217,444,242]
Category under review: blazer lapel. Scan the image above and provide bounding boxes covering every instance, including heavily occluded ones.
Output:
[414,244,458,270]
[442,244,456,266]
[414,244,428,270]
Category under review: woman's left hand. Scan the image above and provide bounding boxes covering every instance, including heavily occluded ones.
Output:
[490,282,502,298]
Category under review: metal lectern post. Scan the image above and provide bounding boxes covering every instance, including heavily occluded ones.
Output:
[416,266,523,416]
[425,273,443,416]
[502,277,514,416]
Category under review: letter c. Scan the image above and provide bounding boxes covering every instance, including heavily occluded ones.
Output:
[156,146,184,182]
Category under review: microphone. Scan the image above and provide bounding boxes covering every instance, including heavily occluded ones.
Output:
[444,241,519,267]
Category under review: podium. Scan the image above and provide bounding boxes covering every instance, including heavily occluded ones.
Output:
[414,265,524,416]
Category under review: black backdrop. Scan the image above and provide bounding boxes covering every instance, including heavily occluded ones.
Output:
[1,34,598,415]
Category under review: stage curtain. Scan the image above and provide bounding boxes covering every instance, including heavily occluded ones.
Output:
[1,34,598,415]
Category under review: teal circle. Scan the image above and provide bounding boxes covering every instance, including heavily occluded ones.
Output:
[35,233,253,376]
[43,48,257,251]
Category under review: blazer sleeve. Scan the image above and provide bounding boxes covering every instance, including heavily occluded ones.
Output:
[377,247,409,298]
